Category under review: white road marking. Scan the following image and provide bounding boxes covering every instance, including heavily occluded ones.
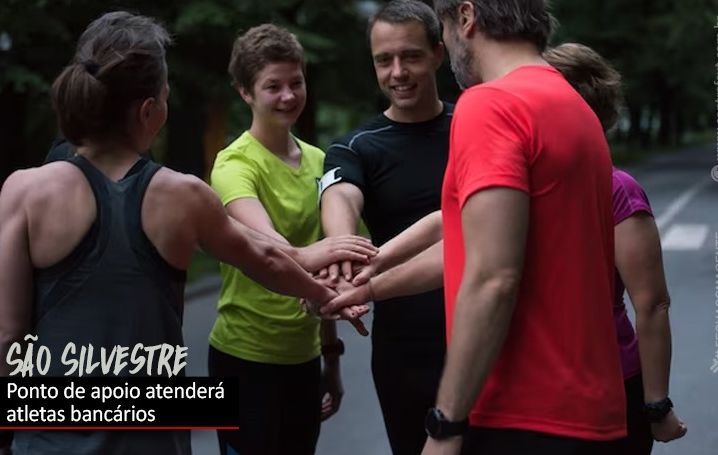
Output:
[654,178,711,231]
[661,224,710,251]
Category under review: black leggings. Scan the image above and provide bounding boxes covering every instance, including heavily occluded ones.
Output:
[372,342,444,455]
[461,428,619,455]
[461,374,654,455]
[208,346,321,455]
[617,373,654,455]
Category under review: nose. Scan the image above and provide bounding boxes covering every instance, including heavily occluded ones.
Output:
[390,57,407,79]
[280,86,296,102]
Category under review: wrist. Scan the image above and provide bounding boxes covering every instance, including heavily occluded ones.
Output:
[311,283,336,306]
[321,337,345,360]
[373,251,387,274]
[292,246,307,267]
[425,407,468,440]
[367,278,377,302]
[644,397,673,423]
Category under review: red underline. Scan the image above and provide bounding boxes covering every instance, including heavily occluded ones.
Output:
[0,426,239,431]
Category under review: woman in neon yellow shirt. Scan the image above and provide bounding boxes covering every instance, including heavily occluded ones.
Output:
[208,24,368,455]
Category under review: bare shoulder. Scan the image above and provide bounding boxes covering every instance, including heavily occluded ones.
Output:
[1,163,80,208]
[1,162,89,207]
[148,167,216,207]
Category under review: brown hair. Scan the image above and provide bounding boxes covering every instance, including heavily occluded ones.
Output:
[434,0,556,51]
[544,43,623,131]
[50,11,171,146]
[228,24,305,92]
[368,0,442,48]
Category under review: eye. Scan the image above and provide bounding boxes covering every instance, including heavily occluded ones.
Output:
[403,52,423,62]
[374,55,391,67]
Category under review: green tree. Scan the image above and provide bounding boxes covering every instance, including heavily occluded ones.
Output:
[551,0,716,148]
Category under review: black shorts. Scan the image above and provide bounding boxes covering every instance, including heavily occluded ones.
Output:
[208,346,321,455]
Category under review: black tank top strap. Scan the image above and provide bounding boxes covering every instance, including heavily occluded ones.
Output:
[123,160,187,283]
[37,155,111,274]
[33,155,112,322]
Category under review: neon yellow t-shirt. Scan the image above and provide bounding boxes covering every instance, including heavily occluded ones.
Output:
[209,131,323,364]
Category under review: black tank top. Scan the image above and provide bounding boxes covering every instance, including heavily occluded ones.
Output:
[33,155,186,372]
[13,155,191,455]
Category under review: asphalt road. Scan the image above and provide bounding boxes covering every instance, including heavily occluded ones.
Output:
[183,144,718,455]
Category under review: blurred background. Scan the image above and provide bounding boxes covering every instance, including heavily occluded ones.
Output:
[0,0,715,183]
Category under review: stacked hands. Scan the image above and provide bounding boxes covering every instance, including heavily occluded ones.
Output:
[298,238,381,336]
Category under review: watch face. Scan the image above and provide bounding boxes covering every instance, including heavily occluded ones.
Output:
[424,408,442,438]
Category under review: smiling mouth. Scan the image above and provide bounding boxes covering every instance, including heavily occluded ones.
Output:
[391,84,417,94]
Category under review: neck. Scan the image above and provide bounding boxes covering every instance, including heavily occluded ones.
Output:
[475,39,548,83]
[77,140,142,181]
[249,121,293,157]
[385,97,443,123]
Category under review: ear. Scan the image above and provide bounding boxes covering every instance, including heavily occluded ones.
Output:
[237,84,253,105]
[458,1,477,39]
[433,42,446,70]
[138,97,156,127]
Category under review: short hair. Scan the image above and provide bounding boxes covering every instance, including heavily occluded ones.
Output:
[368,0,442,48]
[434,0,556,51]
[544,43,623,132]
[50,11,171,146]
[228,24,305,91]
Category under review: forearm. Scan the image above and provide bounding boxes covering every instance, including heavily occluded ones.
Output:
[223,230,334,304]
[372,240,443,300]
[635,298,672,402]
[375,211,442,273]
[266,247,335,304]
[321,192,361,237]
[435,277,519,420]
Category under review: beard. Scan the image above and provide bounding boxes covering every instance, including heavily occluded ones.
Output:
[447,35,480,90]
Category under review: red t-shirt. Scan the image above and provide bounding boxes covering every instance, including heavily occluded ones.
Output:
[441,65,626,440]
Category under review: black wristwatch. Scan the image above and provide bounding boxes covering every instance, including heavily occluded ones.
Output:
[644,397,673,422]
[321,338,345,357]
[425,408,468,440]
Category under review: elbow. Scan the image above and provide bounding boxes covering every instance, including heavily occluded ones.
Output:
[489,271,522,303]
[470,269,523,306]
[634,294,671,319]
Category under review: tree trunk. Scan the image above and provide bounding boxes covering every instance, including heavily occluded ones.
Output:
[628,104,643,146]
[295,64,318,144]
[0,89,28,183]
[203,98,228,182]
[166,91,207,177]
[657,87,676,146]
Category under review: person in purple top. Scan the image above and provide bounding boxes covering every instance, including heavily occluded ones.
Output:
[612,168,653,381]
[545,43,687,454]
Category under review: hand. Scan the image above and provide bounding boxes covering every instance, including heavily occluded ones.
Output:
[301,277,371,336]
[296,236,378,273]
[326,260,356,282]
[320,361,344,421]
[331,277,371,336]
[321,280,373,316]
[651,410,687,442]
[351,260,379,286]
[421,436,463,455]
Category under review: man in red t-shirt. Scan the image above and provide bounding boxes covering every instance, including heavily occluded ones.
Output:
[421,1,626,454]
